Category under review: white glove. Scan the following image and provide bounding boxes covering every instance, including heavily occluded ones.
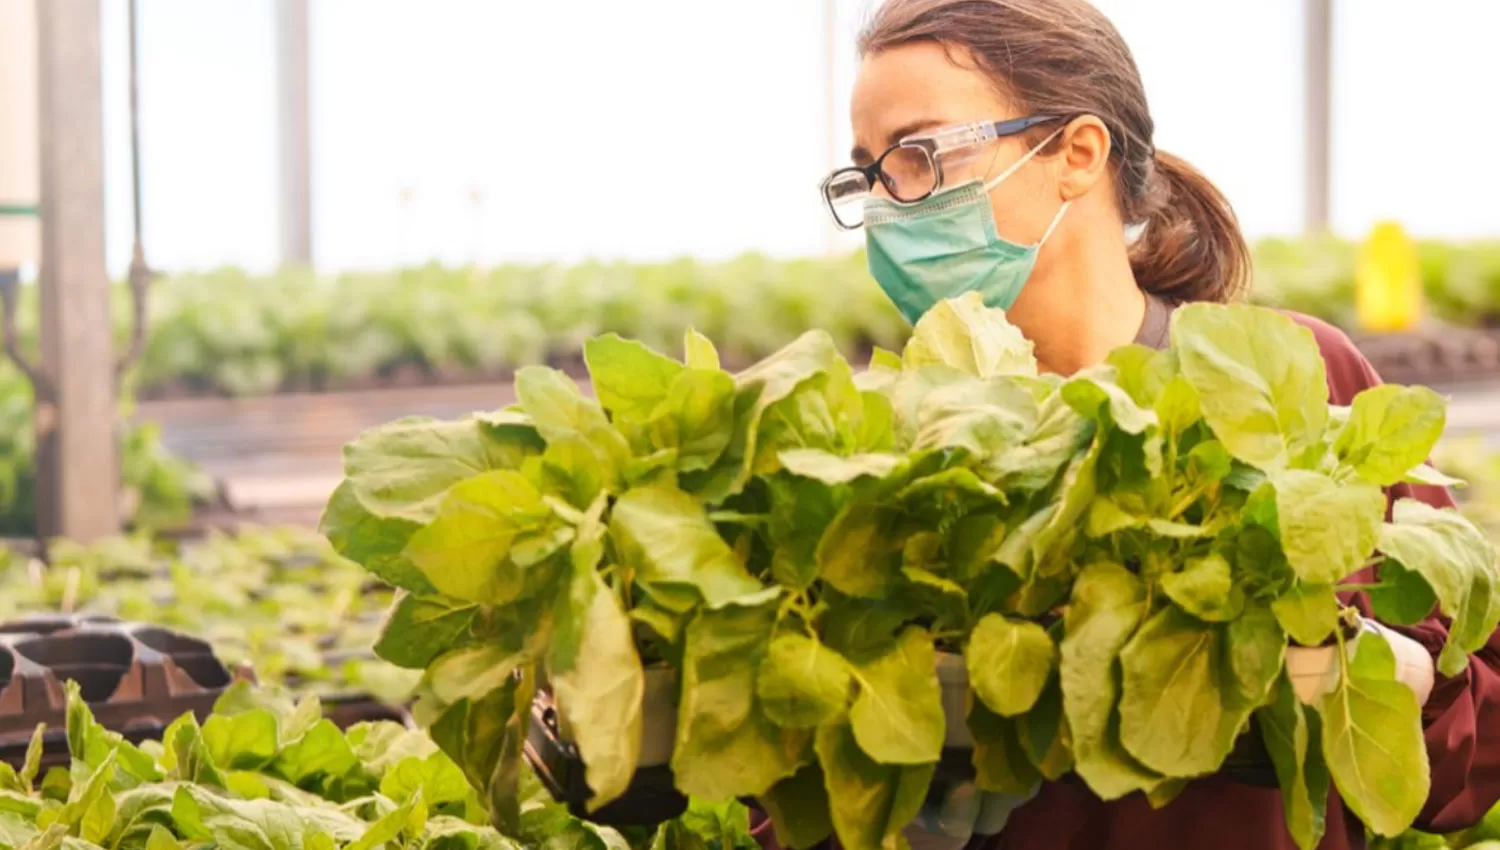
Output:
[1366,620,1436,707]
[903,781,1039,850]
[1287,619,1435,706]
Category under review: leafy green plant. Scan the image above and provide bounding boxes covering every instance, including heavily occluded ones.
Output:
[0,678,751,850]
[328,294,1498,849]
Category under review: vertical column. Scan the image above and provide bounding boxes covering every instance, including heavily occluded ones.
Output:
[823,0,840,256]
[277,0,312,266]
[35,0,119,541]
[1304,0,1332,234]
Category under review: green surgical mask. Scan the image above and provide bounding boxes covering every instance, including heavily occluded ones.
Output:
[864,132,1068,325]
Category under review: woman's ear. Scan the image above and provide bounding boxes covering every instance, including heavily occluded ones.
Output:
[1055,115,1112,201]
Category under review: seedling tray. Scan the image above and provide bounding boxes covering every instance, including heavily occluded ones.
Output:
[0,613,404,771]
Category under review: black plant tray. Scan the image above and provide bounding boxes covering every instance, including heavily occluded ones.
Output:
[0,613,405,772]
[524,689,688,827]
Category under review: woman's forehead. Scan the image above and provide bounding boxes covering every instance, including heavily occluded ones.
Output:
[850,42,1013,156]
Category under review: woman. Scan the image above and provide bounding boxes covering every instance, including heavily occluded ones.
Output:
[754,0,1500,848]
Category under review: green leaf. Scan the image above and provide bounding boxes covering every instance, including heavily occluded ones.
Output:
[609,486,763,612]
[1367,557,1439,627]
[539,436,610,509]
[758,764,834,850]
[1061,367,1156,434]
[814,721,934,850]
[869,347,903,373]
[966,615,1055,717]
[584,334,685,421]
[375,592,480,669]
[272,719,359,785]
[751,362,865,476]
[18,824,66,850]
[1226,604,1286,706]
[516,367,612,440]
[649,369,736,472]
[349,790,428,850]
[1317,632,1429,836]
[1105,343,1168,405]
[202,708,280,770]
[1334,385,1447,486]
[820,593,922,663]
[145,824,185,850]
[20,724,43,792]
[425,605,550,704]
[672,591,805,800]
[756,634,853,729]
[967,702,1042,796]
[1272,470,1385,585]
[1154,376,1203,438]
[430,672,533,836]
[1379,499,1500,676]
[547,553,645,810]
[1161,554,1245,623]
[64,681,161,782]
[856,391,897,453]
[902,292,1037,378]
[1172,303,1328,470]
[56,750,115,839]
[684,329,720,371]
[1186,439,1233,483]
[403,470,556,605]
[778,450,903,485]
[162,713,227,788]
[1060,563,1160,799]
[766,474,845,592]
[816,503,902,599]
[336,415,543,526]
[694,331,843,500]
[848,627,944,765]
[1272,583,1340,647]
[1257,672,1329,850]
[1118,607,1259,776]
[320,481,434,594]
[912,375,1039,458]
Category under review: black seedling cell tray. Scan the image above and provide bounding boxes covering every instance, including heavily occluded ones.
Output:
[0,613,405,772]
[525,689,688,827]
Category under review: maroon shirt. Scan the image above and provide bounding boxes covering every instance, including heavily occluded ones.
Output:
[752,306,1500,850]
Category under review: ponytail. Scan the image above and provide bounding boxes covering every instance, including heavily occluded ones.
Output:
[1128,150,1251,304]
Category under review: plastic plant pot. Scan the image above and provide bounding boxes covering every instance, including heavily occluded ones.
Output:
[936,652,974,749]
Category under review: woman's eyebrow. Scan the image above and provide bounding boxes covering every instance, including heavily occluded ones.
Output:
[850,119,948,164]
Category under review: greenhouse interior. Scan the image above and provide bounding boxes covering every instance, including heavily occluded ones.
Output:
[1,1,1499,849]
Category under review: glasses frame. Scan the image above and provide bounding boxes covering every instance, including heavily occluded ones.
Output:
[821,114,1064,231]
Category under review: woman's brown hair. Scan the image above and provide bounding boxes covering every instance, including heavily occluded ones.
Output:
[860,0,1251,304]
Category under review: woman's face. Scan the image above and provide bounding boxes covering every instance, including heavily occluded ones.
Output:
[850,41,1064,247]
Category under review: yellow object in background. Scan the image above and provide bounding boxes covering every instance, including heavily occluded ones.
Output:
[1355,221,1423,333]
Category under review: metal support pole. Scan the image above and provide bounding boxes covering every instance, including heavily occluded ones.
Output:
[35,0,119,542]
[1304,0,1332,234]
[276,0,312,267]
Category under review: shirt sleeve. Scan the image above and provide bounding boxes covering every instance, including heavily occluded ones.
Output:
[1294,312,1500,832]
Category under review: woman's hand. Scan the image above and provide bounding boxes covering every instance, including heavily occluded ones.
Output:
[1368,620,1437,706]
[903,781,1039,850]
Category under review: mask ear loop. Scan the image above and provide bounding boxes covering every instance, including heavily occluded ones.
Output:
[1036,200,1071,248]
[981,124,1071,249]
